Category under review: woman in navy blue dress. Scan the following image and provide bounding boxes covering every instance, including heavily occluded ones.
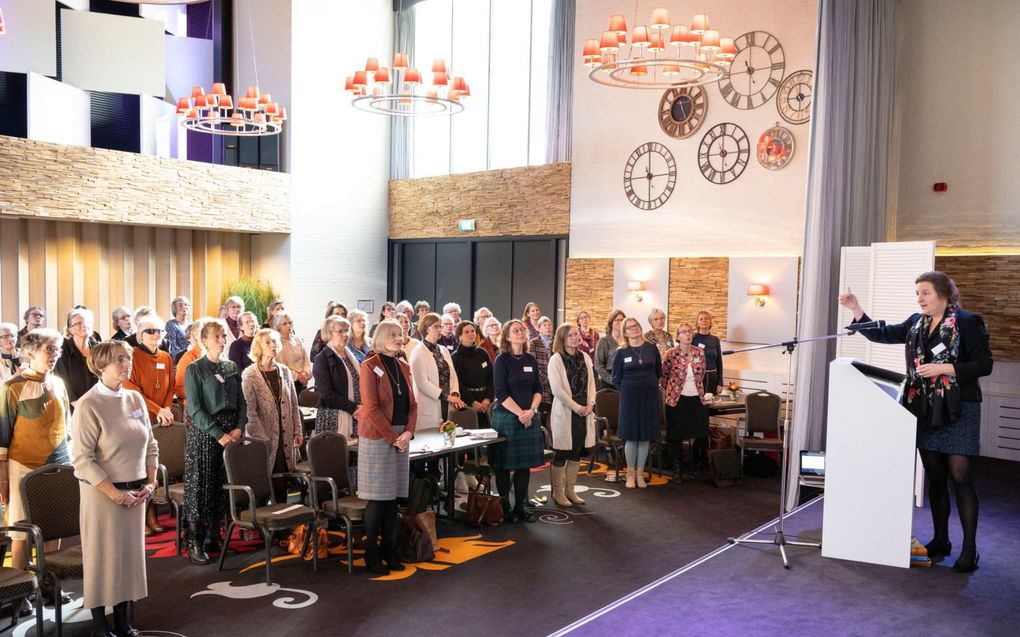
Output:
[840,271,992,573]
[612,317,662,489]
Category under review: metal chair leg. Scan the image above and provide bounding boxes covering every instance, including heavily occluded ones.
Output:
[264,530,274,586]
[54,577,62,637]
[217,522,235,571]
[344,517,353,575]
[311,520,319,572]
[33,589,44,637]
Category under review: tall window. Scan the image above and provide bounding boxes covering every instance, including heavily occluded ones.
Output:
[405,0,555,178]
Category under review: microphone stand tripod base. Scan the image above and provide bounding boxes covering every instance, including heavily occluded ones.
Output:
[727,527,822,570]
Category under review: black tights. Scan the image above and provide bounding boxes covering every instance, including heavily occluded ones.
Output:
[552,449,584,467]
[494,469,531,513]
[668,438,707,472]
[920,450,979,556]
[363,500,399,557]
[91,601,133,635]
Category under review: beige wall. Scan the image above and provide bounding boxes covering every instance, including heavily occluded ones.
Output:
[0,135,291,233]
[389,163,571,239]
[0,217,263,335]
[935,255,1020,361]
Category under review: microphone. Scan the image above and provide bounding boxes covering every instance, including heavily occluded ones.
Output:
[845,319,885,333]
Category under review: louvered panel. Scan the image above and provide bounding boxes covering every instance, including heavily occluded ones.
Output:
[866,241,935,373]
[837,247,872,361]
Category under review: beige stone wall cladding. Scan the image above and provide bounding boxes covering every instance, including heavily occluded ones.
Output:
[0,135,291,233]
[564,258,615,330]
[668,258,730,341]
[389,163,571,239]
[935,255,1020,361]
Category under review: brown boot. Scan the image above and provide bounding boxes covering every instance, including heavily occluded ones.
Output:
[564,461,586,505]
[550,465,572,507]
[146,503,166,534]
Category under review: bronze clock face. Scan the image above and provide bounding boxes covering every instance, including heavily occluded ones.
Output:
[756,125,795,170]
[777,69,812,125]
[718,31,785,110]
[623,142,677,210]
[658,86,707,139]
[697,123,749,185]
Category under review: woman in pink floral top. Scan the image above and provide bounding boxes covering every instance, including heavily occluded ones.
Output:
[660,324,712,483]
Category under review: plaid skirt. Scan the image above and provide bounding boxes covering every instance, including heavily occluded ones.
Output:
[357,426,409,501]
[489,410,545,471]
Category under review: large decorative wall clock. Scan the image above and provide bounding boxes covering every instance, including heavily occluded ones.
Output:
[623,142,677,210]
[776,69,813,125]
[756,124,795,170]
[697,123,750,185]
[658,85,707,139]
[718,31,785,110]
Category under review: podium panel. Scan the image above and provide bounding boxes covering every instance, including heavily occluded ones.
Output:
[822,358,916,568]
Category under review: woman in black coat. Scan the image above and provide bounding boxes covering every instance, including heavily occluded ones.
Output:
[839,271,992,573]
[311,316,361,439]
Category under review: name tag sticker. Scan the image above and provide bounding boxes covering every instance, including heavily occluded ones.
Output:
[931,343,947,355]
[131,409,145,419]
[697,343,706,349]
[215,373,225,383]
[373,366,385,377]
[523,366,534,373]
[481,361,488,368]
[624,357,633,363]
[156,362,166,370]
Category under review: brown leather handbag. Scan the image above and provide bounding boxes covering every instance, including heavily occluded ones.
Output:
[466,483,504,526]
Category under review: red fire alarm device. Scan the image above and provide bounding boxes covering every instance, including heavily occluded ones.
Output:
[933,182,948,192]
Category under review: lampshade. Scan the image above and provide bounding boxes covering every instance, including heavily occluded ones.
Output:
[344,76,356,92]
[582,38,601,58]
[374,67,391,84]
[353,71,368,87]
[631,26,650,47]
[719,37,737,59]
[608,14,628,35]
[627,281,644,292]
[432,58,447,73]
[218,95,233,109]
[648,32,665,53]
[670,24,690,45]
[365,57,379,72]
[691,14,709,34]
[191,86,205,98]
[404,67,421,84]
[392,52,409,70]
[450,76,468,93]
[747,284,770,296]
[600,31,620,52]
[650,8,670,30]
[210,82,227,96]
[245,86,259,99]
[701,29,721,51]
[629,64,648,77]
[175,97,190,114]
[432,71,448,87]
[0,7,6,36]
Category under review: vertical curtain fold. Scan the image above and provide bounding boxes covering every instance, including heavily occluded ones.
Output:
[389,6,416,180]
[788,0,896,510]
[545,0,575,164]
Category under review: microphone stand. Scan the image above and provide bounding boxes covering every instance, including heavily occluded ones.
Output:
[724,328,854,569]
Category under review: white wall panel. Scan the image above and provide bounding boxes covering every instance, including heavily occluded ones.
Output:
[140,94,176,156]
[61,10,165,96]
[612,258,670,331]
[27,73,90,147]
[140,5,187,36]
[727,256,799,344]
[165,34,214,103]
[0,0,57,76]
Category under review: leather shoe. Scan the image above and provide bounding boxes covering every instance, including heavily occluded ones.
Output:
[952,551,979,573]
[115,627,142,637]
[514,508,536,523]
[924,539,952,564]
[187,539,212,565]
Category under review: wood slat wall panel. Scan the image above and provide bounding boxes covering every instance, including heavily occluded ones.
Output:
[0,219,262,334]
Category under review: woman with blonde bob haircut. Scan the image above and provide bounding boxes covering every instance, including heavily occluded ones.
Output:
[242,329,303,504]
[312,316,362,438]
[547,323,597,507]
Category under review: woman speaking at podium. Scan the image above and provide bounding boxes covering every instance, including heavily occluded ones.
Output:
[839,271,992,573]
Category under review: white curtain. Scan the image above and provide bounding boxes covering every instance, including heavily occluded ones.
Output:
[389,5,415,180]
[545,0,574,163]
[788,0,897,510]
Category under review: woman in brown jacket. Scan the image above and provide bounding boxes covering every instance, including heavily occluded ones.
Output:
[358,320,417,575]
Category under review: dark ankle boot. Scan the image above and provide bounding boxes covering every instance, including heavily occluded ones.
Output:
[363,540,389,575]
[113,601,141,637]
[90,606,113,637]
[380,503,405,571]
[203,521,223,554]
[952,546,979,573]
[187,525,212,565]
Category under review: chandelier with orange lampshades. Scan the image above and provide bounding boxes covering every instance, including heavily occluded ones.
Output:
[345,53,470,117]
[0,6,7,35]
[582,7,736,89]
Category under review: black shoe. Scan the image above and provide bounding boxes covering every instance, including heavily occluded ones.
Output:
[952,550,979,573]
[364,544,390,575]
[514,508,536,523]
[115,627,142,637]
[203,532,223,554]
[924,539,952,563]
[187,539,212,565]
[382,553,406,572]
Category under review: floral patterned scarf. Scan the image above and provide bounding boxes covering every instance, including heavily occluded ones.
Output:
[422,339,451,397]
[904,305,961,428]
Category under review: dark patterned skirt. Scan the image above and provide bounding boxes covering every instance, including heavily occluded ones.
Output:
[183,411,235,523]
[489,410,545,471]
[666,395,709,440]
[917,400,980,456]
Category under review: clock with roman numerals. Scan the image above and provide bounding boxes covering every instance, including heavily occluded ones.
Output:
[777,69,812,125]
[658,86,707,139]
[697,123,750,185]
[718,31,785,110]
[623,142,677,210]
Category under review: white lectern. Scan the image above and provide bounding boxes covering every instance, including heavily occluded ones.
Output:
[822,358,916,568]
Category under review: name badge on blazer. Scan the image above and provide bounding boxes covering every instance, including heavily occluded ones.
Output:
[373,366,385,377]
[131,408,145,419]
[697,343,706,349]
[156,362,167,370]
[931,343,947,355]
[624,357,633,363]
[481,361,488,368]
[523,366,533,373]
[215,373,225,383]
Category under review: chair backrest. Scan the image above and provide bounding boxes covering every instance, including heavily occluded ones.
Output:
[745,391,782,434]
[20,464,80,542]
[448,407,479,430]
[223,438,274,505]
[306,431,351,493]
[298,387,320,408]
[152,423,187,481]
[594,389,620,433]
[170,402,184,423]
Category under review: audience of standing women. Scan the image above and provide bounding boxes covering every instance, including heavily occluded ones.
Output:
[0,323,21,383]
[310,301,348,361]
[521,302,542,339]
[166,296,192,360]
[692,311,724,394]
[480,317,502,361]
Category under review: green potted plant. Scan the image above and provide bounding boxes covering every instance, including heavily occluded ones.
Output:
[222,277,280,326]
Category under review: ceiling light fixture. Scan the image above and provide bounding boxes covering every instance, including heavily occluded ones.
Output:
[582,7,734,89]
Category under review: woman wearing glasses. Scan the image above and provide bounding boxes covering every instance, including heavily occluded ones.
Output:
[54,307,99,410]
[612,316,662,489]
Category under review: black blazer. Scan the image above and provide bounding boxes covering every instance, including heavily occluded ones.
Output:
[312,345,359,414]
[53,337,99,405]
[853,310,993,402]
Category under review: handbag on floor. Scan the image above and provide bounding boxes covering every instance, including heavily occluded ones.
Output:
[396,514,435,563]
[466,478,504,527]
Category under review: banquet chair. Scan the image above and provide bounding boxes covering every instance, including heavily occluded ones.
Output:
[591,389,624,480]
[152,423,188,553]
[306,432,366,574]
[739,391,784,466]
[0,527,45,635]
[220,438,319,585]
[20,464,83,637]
[298,387,320,408]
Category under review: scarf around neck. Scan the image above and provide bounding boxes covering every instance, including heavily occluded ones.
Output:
[904,305,962,428]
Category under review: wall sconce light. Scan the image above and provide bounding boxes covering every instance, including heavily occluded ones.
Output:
[628,280,645,303]
[747,284,769,307]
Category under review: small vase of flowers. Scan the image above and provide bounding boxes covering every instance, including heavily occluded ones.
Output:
[439,420,457,446]
[726,382,741,401]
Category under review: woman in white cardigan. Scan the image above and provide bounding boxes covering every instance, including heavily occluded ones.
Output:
[548,323,597,507]
[408,313,465,431]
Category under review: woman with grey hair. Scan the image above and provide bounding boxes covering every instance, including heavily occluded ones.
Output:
[222,296,245,348]
[312,316,361,438]
[0,322,22,383]
[166,296,191,360]
[54,307,99,409]
[347,309,372,364]
[112,306,134,341]
[480,316,502,361]
[125,306,170,353]
[272,312,312,393]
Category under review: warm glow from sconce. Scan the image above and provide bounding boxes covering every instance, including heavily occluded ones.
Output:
[747,284,769,307]
[628,280,645,302]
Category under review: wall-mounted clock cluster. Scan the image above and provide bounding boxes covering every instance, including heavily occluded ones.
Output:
[622,26,816,209]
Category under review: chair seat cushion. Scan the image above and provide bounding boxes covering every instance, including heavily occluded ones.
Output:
[46,546,84,579]
[295,460,310,474]
[0,567,37,600]
[740,438,784,449]
[320,496,366,521]
[153,482,185,504]
[239,503,315,530]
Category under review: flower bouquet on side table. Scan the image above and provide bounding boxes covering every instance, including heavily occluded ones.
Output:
[726,382,741,401]
[439,420,457,446]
